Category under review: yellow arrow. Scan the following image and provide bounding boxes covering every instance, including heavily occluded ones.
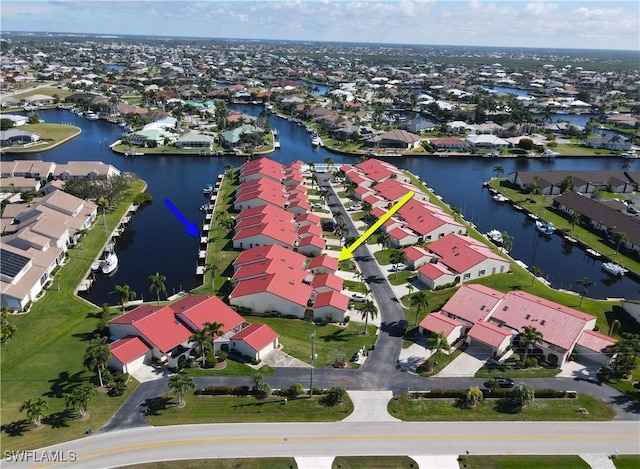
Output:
[338,191,414,262]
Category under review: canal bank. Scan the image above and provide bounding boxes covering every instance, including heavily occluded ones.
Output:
[4,108,639,302]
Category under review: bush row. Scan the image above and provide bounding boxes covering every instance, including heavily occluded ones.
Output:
[410,388,574,399]
[196,385,328,397]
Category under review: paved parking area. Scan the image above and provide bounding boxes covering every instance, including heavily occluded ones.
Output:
[434,347,491,377]
[261,348,310,368]
[342,390,400,422]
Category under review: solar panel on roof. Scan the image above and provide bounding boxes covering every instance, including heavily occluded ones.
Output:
[0,249,30,279]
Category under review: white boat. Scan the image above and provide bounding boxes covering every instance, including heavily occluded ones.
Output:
[602,262,628,276]
[527,213,539,221]
[203,184,213,194]
[563,235,578,244]
[621,149,638,159]
[311,135,322,146]
[118,121,127,127]
[486,229,504,245]
[85,111,99,120]
[100,251,118,275]
[535,220,555,236]
[586,248,602,258]
[492,194,509,203]
[540,149,559,159]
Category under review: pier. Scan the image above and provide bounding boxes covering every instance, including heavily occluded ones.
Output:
[196,173,225,277]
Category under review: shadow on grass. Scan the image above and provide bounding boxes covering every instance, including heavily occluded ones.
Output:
[144,396,175,416]
[231,398,289,409]
[45,371,86,399]
[43,408,75,429]
[493,398,523,414]
[319,329,360,343]
[1,419,31,437]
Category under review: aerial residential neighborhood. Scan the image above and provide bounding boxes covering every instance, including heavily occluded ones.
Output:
[0,22,639,469]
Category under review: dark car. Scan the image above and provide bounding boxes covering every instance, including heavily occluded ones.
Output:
[321,221,335,231]
[493,376,515,388]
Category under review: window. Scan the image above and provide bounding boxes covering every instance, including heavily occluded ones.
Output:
[463,273,471,280]
[540,320,546,326]
[478,270,485,276]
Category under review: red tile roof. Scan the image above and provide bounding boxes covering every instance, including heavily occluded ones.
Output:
[420,312,463,336]
[296,212,321,225]
[418,262,454,280]
[441,284,503,324]
[404,245,430,262]
[314,290,350,310]
[307,254,339,272]
[468,321,513,348]
[576,329,617,353]
[231,271,312,307]
[311,272,344,291]
[110,336,151,364]
[233,221,298,246]
[372,178,417,202]
[232,323,279,351]
[297,235,325,249]
[355,158,398,182]
[426,233,508,273]
[173,295,244,332]
[233,244,306,269]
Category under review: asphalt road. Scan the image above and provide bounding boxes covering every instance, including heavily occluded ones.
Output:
[6,421,639,468]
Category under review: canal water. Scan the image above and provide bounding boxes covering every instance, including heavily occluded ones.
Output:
[5,108,638,304]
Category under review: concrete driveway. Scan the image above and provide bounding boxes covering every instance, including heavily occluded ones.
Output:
[434,347,491,377]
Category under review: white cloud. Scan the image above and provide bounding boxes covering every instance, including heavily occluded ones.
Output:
[525,1,559,16]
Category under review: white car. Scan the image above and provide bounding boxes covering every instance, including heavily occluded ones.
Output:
[389,264,408,272]
[347,204,362,211]
[350,293,367,302]
[311,203,323,209]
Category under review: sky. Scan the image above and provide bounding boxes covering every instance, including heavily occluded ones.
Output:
[1,0,639,51]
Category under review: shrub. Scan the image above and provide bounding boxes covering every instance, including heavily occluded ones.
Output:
[232,386,250,396]
[204,354,217,368]
[201,386,231,396]
[343,315,350,324]
[108,380,127,397]
[484,378,499,392]
[251,358,261,366]
[101,368,113,385]
[322,387,347,406]
[216,351,227,362]
[289,383,304,397]
[113,372,129,384]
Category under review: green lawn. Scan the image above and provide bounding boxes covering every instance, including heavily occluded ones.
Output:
[475,363,561,379]
[144,394,353,425]
[373,248,394,265]
[332,456,418,468]
[1,179,147,452]
[613,455,640,469]
[387,271,415,286]
[182,359,275,377]
[11,87,74,100]
[415,347,465,377]
[2,124,81,153]
[245,317,377,368]
[460,455,590,469]
[122,458,297,469]
[387,393,616,421]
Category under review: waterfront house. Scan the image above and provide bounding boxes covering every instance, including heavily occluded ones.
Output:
[53,161,121,181]
[508,170,637,195]
[174,132,213,149]
[416,234,511,289]
[586,134,632,152]
[429,137,468,152]
[0,114,28,126]
[0,129,40,147]
[364,129,421,151]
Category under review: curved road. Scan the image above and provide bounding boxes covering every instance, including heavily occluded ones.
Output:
[6,422,640,468]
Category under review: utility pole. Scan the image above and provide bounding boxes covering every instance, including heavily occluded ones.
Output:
[309,329,316,398]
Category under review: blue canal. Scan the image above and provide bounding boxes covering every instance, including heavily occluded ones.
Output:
[5,108,638,304]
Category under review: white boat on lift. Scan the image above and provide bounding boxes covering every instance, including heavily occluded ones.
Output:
[601,262,628,276]
[486,229,504,246]
[100,250,118,275]
[535,220,556,236]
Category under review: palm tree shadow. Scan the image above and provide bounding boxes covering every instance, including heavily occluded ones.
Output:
[45,371,85,398]
[43,409,75,428]
[72,330,99,342]
[319,330,354,343]
[144,396,174,416]
[493,398,522,414]
[1,419,31,437]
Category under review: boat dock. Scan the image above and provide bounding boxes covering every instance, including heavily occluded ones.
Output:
[196,173,224,277]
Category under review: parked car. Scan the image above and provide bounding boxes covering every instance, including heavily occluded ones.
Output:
[350,293,367,302]
[321,221,335,231]
[389,264,408,272]
[627,205,639,215]
[492,376,515,388]
[311,203,323,209]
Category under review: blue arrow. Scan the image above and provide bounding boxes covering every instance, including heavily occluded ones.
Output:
[164,198,199,238]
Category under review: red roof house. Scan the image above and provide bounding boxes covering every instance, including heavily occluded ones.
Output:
[229,323,280,361]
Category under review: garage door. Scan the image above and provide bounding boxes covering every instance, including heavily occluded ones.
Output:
[125,353,149,374]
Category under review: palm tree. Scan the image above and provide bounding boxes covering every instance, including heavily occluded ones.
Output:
[168,373,195,408]
[569,212,581,231]
[20,398,48,427]
[360,300,378,334]
[576,277,596,306]
[512,383,535,407]
[310,173,318,189]
[427,331,451,365]
[464,386,483,408]
[409,291,429,326]
[96,197,109,233]
[492,164,504,178]
[608,319,621,337]
[406,282,414,298]
[112,284,136,313]
[520,326,544,362]
[204,321,225,356]
[377,231,391,249]
[389,249,407,279]
[96,303,114,334]
[84,336,111,387]
[65,385,95,419]
[148,272,167,305]
[205,263,219,291]
[252,371,271,398]
[530,266,542,286]
[1,306,17,343]
[324,157,335,170]
[189,329,211,367]
[500,231,513,254]
[613,231,627,258]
